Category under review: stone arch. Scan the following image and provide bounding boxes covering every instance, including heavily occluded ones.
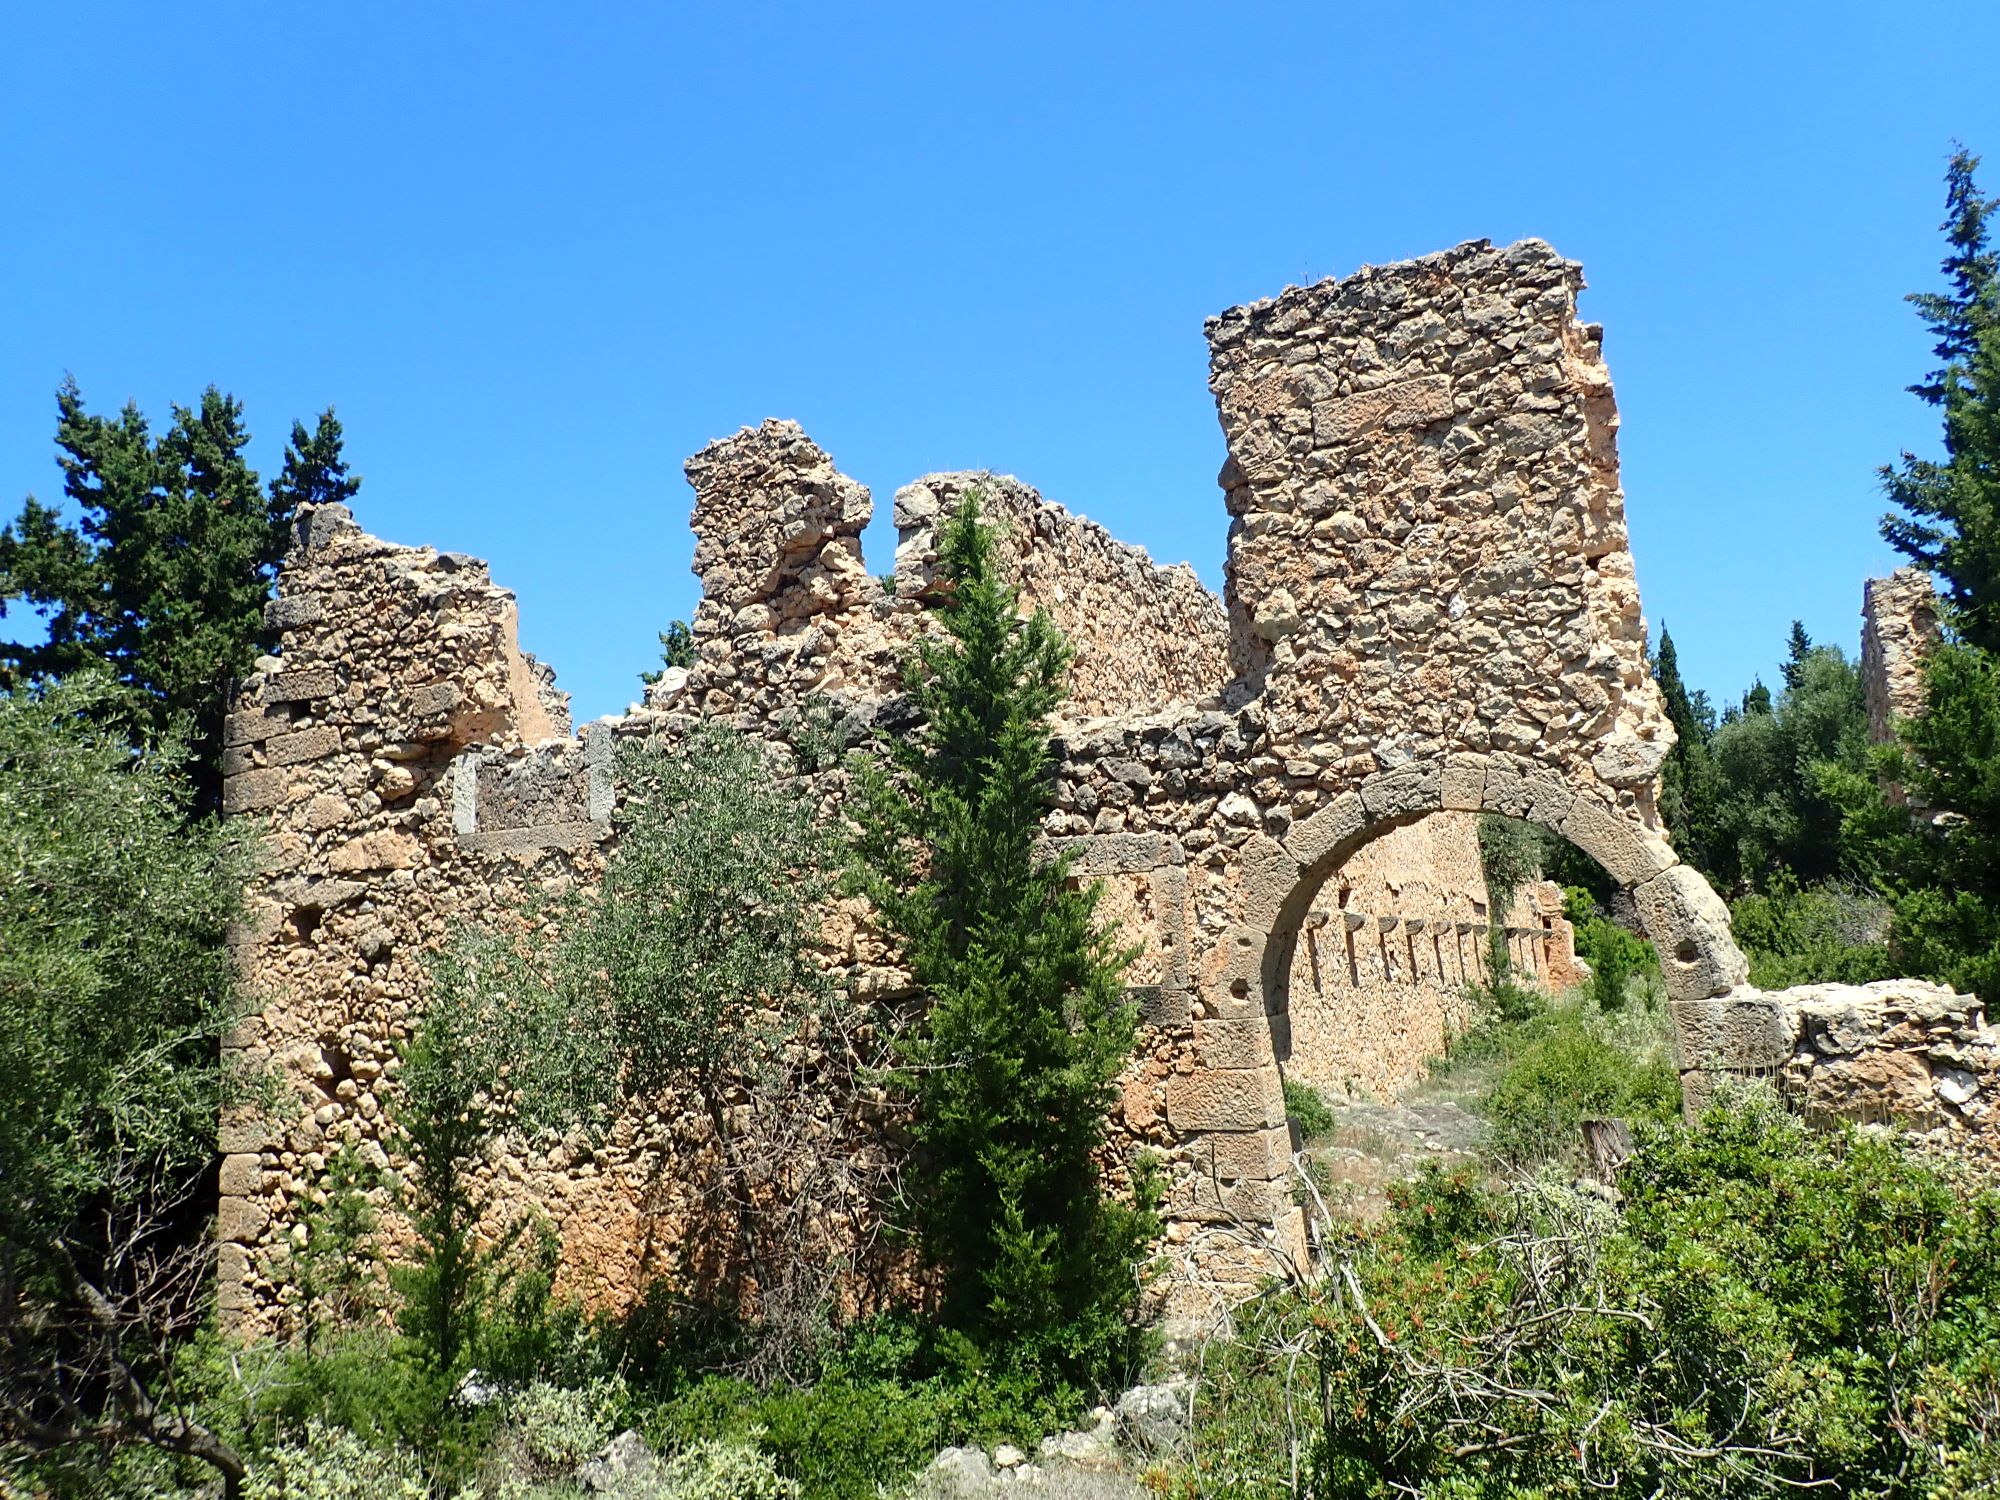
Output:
[1173,756,1746,1271]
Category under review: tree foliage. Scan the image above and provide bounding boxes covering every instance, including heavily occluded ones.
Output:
[0,674,250,1489]
[0,383,352,810]
[851,492,1155,1395]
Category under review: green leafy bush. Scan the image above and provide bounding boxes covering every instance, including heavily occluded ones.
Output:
[654,1437,797,1500]
[501,1376,626,1475]
[1481,1001,1679,1166]
[1281,1077,1337,1139]
[1170,1101,2000,1499]
[1730,875,1896,988]
[241,1420,427,1500]
[1562,886,1658,1012]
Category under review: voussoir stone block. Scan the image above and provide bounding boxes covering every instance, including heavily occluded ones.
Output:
[1358,763,1442,825]
[1636,865,1749,1001]
[1285,791,1366,873]
[1166,1065,1286,1133]
[1560,794,1677,887]
[1441,754,1488,811]
[1238,833,1303,930]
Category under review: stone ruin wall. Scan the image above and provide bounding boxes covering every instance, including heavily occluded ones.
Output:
[1284,820,1580,1103]
[1862,565,1941,746]
[219,238,1999,1334]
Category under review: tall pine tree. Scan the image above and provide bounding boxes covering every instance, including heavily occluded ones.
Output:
[0,383,351,810]
[1884,149,2000,653]
[1866,149,2000,998]
[852,493,1155,1397]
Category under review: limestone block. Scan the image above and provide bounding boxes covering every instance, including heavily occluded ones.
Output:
[1591,731,1670,788]
[1165,1065,1286,1133]
[1196,926,1268,1012]
[327,830,423,873]
[1671,995,1795,1070]
[1560,794,1676,887]
[1285,791,1365,873]
[1182,1173,1290,1223]
[1195,1125,1294,1182]
[219,1114,281,1154]
[1238,834,1302,930]
[1483,764,1575,828]
[224,707,286,747]
[1635,866,1749,1001]
[1134,986,1193,1028]
[1441,754,1488,811]
[265,725,340,767]
[223,768,290,815]
[1359,763,1442,826]
[1194,1017,1278,1070]
[264,668,337,704]
[407,682,458,720]
[215,1243,253,1315]
[216,1194,270,1245]
[218,1153,264,1197]
[264,594,325,630]
[1062,832,1179,877]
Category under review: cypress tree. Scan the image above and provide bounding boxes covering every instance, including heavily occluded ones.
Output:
[852,493,1156,1396]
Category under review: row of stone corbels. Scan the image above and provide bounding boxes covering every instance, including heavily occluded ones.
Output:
[1168,753,1749,1221]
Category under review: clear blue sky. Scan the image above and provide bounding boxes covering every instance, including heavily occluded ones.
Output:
[6,3,1997,724]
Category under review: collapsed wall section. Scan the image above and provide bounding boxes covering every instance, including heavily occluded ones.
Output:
[1862,566,1941,746]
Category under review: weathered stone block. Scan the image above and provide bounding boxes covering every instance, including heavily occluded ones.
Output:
[222,768,289,815]
[216,1194,269,1245]
[265,725,340,767]
[225,706,285,747]
[1194,1017,1277,1070]
[1635,865,1749,1001]
[1196,926,1268,1013]
[218,1153,264,1197]
[406,681,458,719]
[1195,1125,1294,1182]
[1670,995,1794,1070]
[1181,1173,1290,1223]
[327,830,423,873]
[1441,754,1488,811]
[1359,763,1442,826]
[1133,985,1193,1028]
[264,668,337,703]
[1560,795,1676,887]
[264,594,325,630]
[1165,1066,1286,1132]
[219,1114,281,1154]
[1238,834,1302,931]
[215,1243,253,1313]
[1285,791,1365,873]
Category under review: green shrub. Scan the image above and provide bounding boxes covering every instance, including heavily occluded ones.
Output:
[241,1421,427,1500]
[1481,1003,1679,1167]
[1173,1101,2000,1499]
[501,1377,626,1475]
[654,1437,797,1500]
[1281,1077,1336,1139]
[1730,875,1897,988]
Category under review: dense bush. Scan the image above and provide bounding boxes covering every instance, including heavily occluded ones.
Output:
[1729,874,1897,988]
[1480,1001,1679,1167]
[1171,1100,2000,1499]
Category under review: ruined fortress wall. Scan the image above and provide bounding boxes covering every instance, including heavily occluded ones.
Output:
[230,239,1922,1329]
[1862,567,1940,746]
[1207,240,1673,816]
[1280,816,1578,1102]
